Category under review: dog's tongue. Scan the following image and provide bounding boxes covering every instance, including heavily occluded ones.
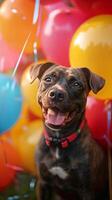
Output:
[46,109,66,126]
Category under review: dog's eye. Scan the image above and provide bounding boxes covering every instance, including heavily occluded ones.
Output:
[73,81,80,86]
[44,76,52,83]
[69,77,79,85]
[69,77,81,88]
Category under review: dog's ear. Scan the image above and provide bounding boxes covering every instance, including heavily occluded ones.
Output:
[79,68,105,94]
[30,62,55,83]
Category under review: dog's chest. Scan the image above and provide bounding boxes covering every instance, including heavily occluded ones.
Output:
[49,147,69,180]
[39,146,71,181]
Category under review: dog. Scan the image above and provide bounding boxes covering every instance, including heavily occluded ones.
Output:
[30,62,109,200]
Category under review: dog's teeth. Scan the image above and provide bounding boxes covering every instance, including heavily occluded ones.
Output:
[64,113,69,120]
[48,108,55,115]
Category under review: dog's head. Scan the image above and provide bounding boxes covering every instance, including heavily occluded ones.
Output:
[30,62,105,129]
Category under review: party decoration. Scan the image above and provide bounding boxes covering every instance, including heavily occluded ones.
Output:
[21,60,46,117]
[11,104,29,133]
[71,0,112,11]
[11,103,38,134]
[0,139,22,189]
[86,96,112,147]
[13,53,34,82]
[0,74,23,133]
[40,8,88,66]
[71,0,92,9]
[35,6,48,50]
[90,2,112,16]
[0,34,20,72]
[11,120,43,174]
[46,1,67,12]
[0,0,38,53]
[40,0,60,5]
[69,15,112,100]
[32,0,40,25]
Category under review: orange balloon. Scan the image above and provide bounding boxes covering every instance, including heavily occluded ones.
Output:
[0,0,39,53]
[0,139,22,189]
[11,120,43,175]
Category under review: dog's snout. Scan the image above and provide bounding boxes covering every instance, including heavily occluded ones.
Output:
[48,89,64,102]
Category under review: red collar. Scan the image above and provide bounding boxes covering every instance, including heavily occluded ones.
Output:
[43,119,86,149]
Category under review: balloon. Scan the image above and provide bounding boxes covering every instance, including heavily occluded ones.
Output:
[69,15,112,100]
[0,34,20,72]
[11,103,38,133]
[71,0,112,11]
[11,104,29,133]
[40,8,89,66]
[0,139,22,189]
[28,110,38,121]
[40,0,60,5]
[86,96,112,148]
[0,0,38,53]
[35,6,48,49]
[0,74,23,133]
[11,120,43,174]
[21,60,46,117]
[45,1,67,12]
[14,53,35,82]
[90,2,112,16]
[71,0,92,9]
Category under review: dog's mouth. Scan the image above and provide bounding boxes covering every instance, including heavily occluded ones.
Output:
[42,107,76,127]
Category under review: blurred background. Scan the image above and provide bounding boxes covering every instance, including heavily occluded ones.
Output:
[0,0,112,199]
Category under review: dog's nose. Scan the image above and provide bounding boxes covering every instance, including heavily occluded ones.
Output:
[49,90,64,102]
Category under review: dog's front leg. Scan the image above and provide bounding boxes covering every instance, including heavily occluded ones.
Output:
[82,193,94,200]
[78,189,95,200]
[36,181,52,200]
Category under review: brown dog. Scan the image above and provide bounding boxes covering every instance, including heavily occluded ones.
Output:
[30,62,108,200]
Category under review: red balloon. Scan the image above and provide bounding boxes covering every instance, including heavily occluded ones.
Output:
[0,140,22,189]
[71,0,92,9]
[40,8,89,66]
[90,2,112,15]
[71,0,112,14]
[86,96,112,148]
[40,0,60,5]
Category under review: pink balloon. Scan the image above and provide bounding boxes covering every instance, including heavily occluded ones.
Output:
[45,1,68,12]
[40,0,60,5]
[40,8,89,66]
[0,34,19,72]
[86,96,112,149]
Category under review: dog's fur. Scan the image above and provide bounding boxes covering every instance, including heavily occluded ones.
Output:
[30,62,108,200]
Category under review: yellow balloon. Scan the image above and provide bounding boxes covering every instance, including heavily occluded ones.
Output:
[11,103,29,133]
[69,15,112,100]
[11,120,43,175]
[21,60,46,117]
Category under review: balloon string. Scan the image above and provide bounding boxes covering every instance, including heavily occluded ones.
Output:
[36,5,42,37]
[11,31,31,78]
[33,1,41,62]
[12,0,40,78]
[33,0,40,24]
[33,41,38,62]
